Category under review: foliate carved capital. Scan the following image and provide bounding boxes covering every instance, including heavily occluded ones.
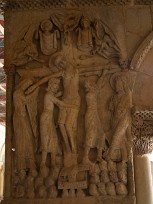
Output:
[132,111,153,155]
[3,66,16,77]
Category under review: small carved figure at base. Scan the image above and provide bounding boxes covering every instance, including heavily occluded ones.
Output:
[18,170,26,183]
[45,176,55,188]
[89,174,100,184]
[109,171,118,183]
[106,182,116,196]
[89,184,99,196]
[100,171,110,184]
[76,189,86,197]
[26,174,35,198]
[97,182,107,195]
[38,185,47,198]
[27,186,35,199]
[30,169,38,178]
[40,165,49,178]
[48,185,58,198]
[108,160,118,183]
[69,189,76,198]
[15,184,25,198]
[62,189,69,198]
[117,162,127,184]
[35,176,44,190]
[115,182,128,195]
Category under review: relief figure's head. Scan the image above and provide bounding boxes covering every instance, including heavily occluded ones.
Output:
[47,78,60,93]
[80,16,91,29]
[41,20,53,32]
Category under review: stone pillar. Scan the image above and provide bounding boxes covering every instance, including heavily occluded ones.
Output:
[0,163,4,200]
[134,155,153,204]
[132,111,153,204]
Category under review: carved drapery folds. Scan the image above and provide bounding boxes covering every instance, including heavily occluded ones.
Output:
[3,9,135,203]
[132,111,153,155]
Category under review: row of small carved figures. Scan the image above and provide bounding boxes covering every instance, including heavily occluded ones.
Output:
[13,160,128,198]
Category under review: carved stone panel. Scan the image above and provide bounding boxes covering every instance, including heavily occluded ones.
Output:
[2,4,139,204]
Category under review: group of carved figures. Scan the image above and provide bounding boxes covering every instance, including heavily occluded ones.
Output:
[13,13,121,66]
[12,13,132,199]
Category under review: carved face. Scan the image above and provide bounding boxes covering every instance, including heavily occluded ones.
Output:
[81,18,91,29]
[41,20,53,31]
[54,55,67,69]
[47,78,60,93]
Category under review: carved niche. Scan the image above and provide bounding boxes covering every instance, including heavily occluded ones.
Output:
[4,8,135,204]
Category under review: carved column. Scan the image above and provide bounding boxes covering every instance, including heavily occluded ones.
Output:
[132,111,153,204]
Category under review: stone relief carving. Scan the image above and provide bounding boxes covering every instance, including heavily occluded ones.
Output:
[6,11,134,201]
[132,111,153,155]
[104,71,133,162]
[36,19,60,55]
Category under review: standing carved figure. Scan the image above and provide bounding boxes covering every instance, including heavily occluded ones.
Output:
[40,78,76,167]
[25,54,80,158]
[105,72,132,161]
[83,71,107,164]
[40,78,61,168]
[56,56,80,155]
[36,19,60,55]
[13,78,38,172]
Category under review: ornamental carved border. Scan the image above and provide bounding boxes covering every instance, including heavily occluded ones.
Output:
[0,0,152,13]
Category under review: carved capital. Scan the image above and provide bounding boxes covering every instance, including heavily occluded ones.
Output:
[132,111,153,155]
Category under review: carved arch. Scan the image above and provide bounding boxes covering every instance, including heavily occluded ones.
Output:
[130,31,153,70]
[130,31,153,107]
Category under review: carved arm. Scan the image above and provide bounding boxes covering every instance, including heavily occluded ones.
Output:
[25,71,63,95]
